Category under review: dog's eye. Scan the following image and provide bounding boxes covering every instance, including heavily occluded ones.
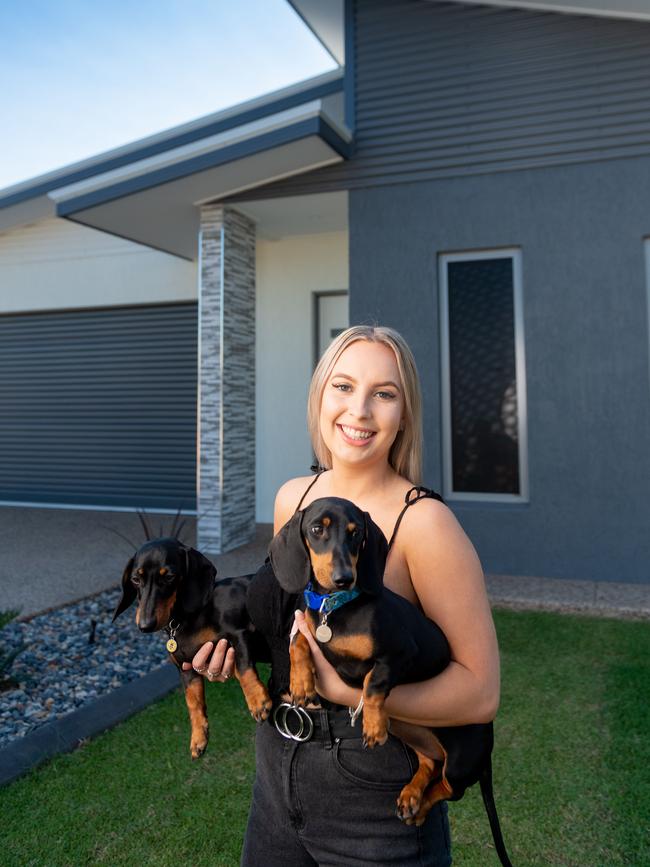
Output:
[309,525,324,538]
[130,574,141,586]
[349,528,361,539]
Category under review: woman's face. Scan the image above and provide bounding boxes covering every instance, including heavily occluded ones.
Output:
[319,340,405,469]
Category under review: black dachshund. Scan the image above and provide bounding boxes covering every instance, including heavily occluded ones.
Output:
[113,537,271,758]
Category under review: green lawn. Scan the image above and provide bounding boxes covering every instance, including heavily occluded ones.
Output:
[1,610,648,866]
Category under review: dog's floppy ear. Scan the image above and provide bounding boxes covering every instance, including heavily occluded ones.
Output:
[179,547,217,613]
[113,556,136,621]
[268,511,311,593]
[356,513,388,595]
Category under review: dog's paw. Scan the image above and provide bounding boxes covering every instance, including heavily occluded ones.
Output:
[290,690,318,708]
[244,684,273,722]
[249,694,273,722]
[401,778,453,824]
[361,728,388,749]
[396,786,423,822]
[289,674,317,707]
[190,723,209,759]
[361,715,388,749]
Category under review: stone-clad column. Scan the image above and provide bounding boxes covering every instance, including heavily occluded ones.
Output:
[197,204,255,554]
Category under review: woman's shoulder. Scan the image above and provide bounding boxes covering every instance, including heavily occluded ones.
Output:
[274,474,323,530]
[275,474,317,504]
[402,493,453,531]
[396,490,477,568]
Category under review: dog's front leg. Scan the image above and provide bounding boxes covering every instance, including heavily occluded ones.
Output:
[361,660,393,748]
[289,630,317,706]
[180,667,209,759]
[229,631,272,722]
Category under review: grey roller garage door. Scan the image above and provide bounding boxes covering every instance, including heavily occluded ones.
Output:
[0,303,197,510]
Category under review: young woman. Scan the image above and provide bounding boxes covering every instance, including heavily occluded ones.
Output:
[187,325,500,866]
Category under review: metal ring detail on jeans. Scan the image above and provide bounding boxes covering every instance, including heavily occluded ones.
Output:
[273,702,315,742]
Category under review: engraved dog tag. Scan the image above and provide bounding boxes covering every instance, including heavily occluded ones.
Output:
[166,638,178,653]
[316,624,332,643]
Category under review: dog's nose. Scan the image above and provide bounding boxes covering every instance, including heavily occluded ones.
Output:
[334,574,354,589]
[138,616,158,633]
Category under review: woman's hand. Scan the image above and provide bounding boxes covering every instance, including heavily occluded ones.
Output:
[292,611,360,707]
[181,639,236,683]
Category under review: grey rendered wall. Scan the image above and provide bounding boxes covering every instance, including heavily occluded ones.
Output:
[240,0,650,198]
[349,157,650,584]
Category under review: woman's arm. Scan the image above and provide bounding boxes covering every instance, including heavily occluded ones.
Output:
[295,500,500,727]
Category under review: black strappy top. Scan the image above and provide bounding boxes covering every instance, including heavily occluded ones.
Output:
[246,471,443,699]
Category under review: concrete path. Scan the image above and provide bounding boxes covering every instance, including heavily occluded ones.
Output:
[485,573,650,620]
[1,505,648,619]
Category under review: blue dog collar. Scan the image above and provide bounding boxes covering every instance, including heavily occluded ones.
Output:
[303,583,360,614]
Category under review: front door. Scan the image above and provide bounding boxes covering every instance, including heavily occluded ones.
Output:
[315,291,349,364]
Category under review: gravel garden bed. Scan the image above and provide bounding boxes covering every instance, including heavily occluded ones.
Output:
[0,588,169,749]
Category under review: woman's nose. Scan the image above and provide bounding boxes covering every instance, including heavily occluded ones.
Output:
[349,391,371,417]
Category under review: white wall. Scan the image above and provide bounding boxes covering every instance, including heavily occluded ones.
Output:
[0,217,196,313]
[255,230,348,522]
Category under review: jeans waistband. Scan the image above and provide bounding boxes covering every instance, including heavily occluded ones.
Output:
[270,701,364,743]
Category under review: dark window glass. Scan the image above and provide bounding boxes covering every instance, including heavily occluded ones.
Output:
[447,257,520,495]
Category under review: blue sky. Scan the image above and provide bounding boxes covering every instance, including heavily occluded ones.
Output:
[0,0,336,190]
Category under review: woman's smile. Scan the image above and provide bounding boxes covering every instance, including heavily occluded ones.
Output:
[320,341,404,467]
[337,423,377,445]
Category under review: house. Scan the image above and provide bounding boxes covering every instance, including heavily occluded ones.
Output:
[1,0,648,585]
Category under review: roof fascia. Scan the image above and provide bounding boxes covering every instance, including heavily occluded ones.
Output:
[56,115,351,218]
[449,0,650,22]
[286,1,344,65]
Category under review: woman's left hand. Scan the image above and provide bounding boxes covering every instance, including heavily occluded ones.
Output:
[292,611,359,707]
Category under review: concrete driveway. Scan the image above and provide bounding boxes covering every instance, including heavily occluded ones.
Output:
[0,506,272,618]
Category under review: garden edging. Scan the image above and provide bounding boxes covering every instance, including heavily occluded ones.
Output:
[0,664,178,787]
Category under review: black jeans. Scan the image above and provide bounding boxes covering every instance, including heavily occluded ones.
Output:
[240,710,452,866]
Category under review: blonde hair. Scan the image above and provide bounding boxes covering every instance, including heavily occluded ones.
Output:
[307,325,423,484]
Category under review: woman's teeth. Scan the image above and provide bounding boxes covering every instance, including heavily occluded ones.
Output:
[340,425,374,440]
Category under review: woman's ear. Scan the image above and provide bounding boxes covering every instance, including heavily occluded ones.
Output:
[268,511,311,593]
[179,547,217,613]
[113,556,136,620]
[356,514,388,595]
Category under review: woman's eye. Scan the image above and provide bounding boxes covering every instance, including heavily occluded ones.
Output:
[310,525,324,537]
[332,382,351,392]
[375,390,396,400]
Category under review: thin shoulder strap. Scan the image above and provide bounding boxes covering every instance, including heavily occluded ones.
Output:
[387,486,444,551]
[294,468,326,513]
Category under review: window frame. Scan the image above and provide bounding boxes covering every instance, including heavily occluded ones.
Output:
[438,247,529,504]
[644,239,650,391]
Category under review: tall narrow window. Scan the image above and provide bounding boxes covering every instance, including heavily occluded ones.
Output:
[439,250,528,502]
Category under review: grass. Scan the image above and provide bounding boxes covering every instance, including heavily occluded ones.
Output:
[1,610,648,866]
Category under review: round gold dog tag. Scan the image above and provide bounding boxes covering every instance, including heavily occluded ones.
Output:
[166,638,178,653]
[316,624,332,643]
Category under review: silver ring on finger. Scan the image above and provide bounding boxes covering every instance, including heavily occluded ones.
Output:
[207,670,220,680]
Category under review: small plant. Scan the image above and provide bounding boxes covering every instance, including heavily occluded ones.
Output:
[0,608,24,692]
